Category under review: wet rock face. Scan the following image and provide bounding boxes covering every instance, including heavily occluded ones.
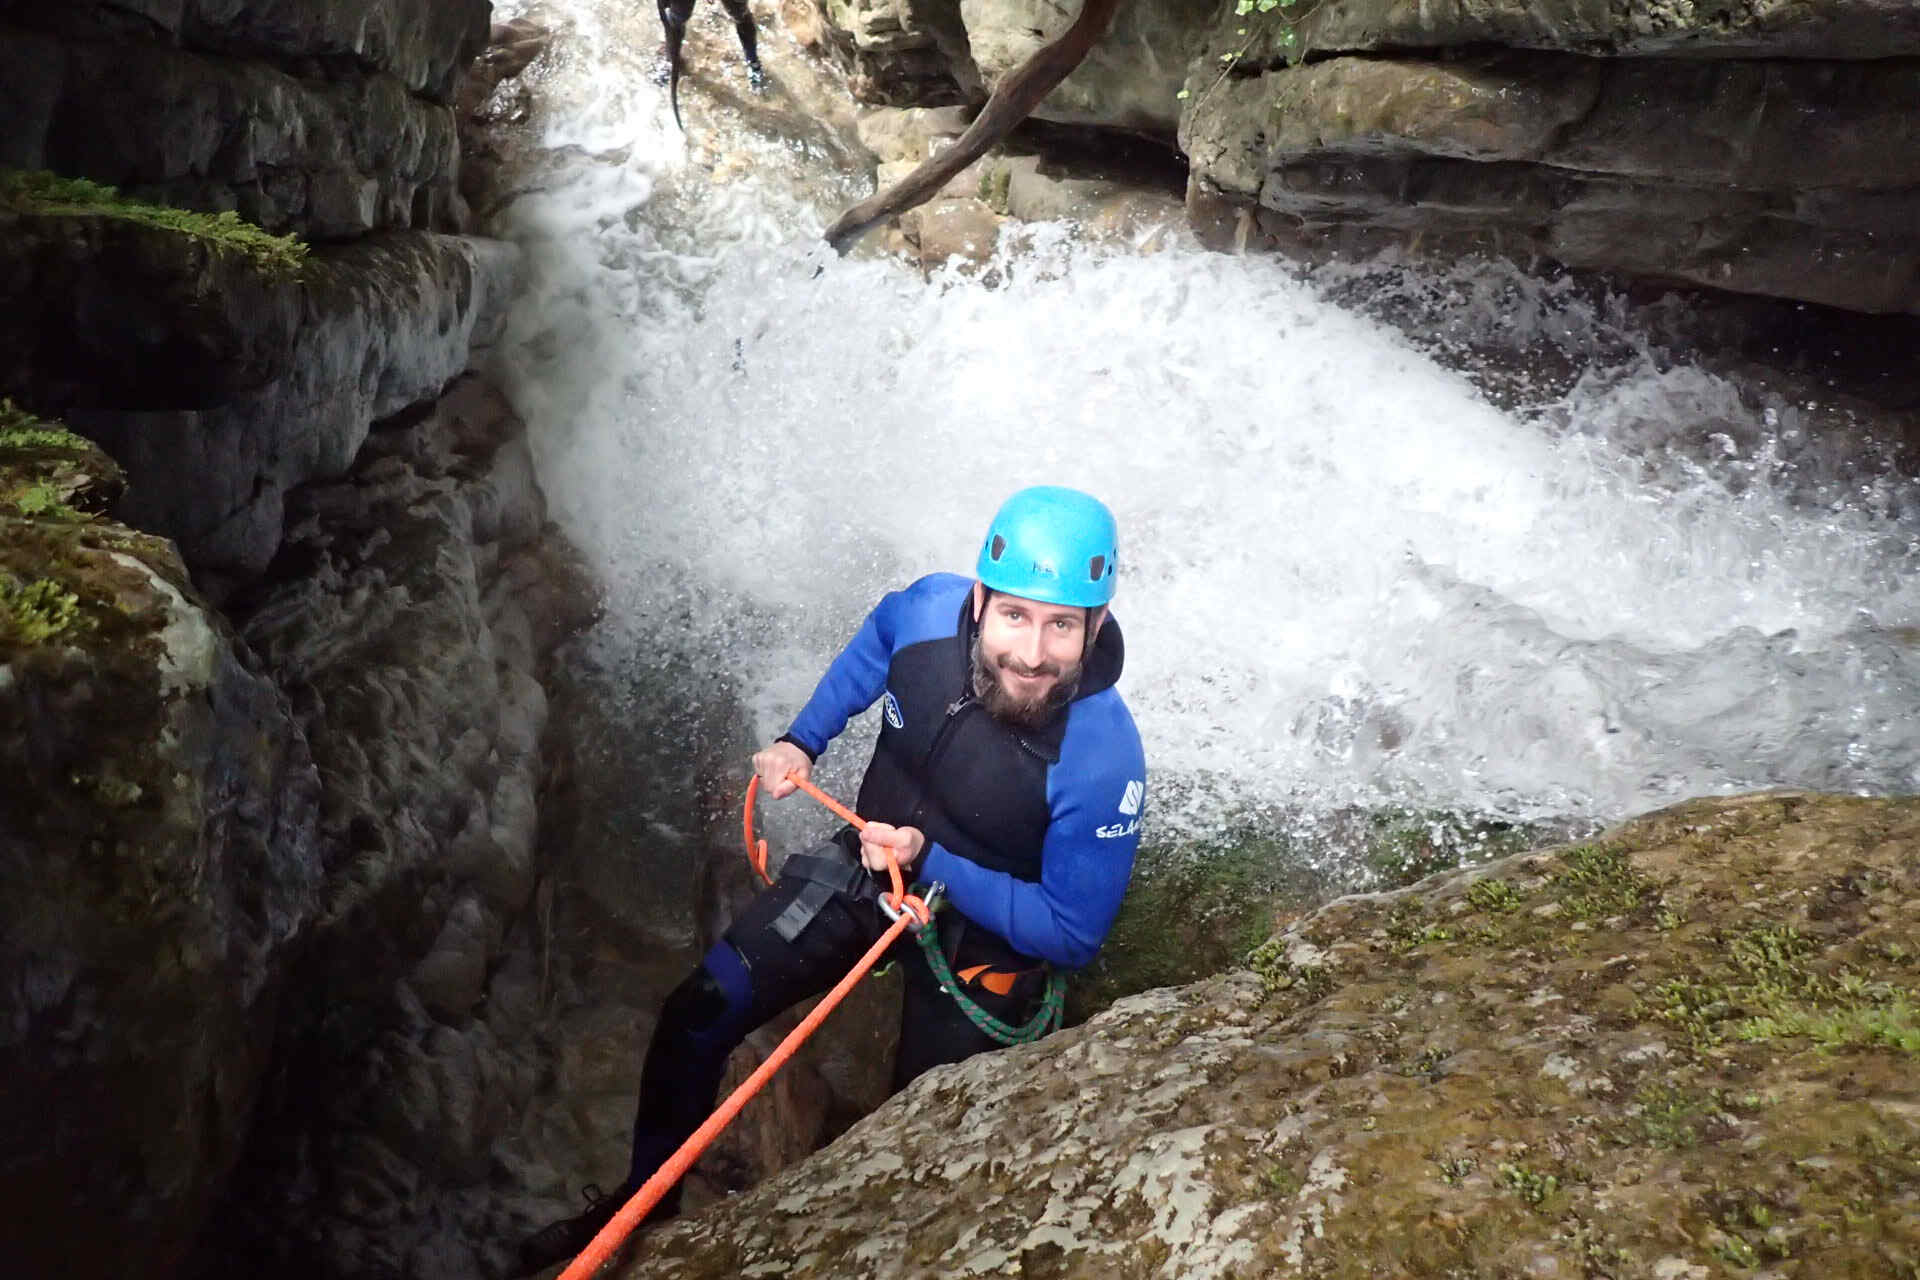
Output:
[64,233,520,596]
[0,209,303,411]
[1179,8,1920,315]
[0,430,322,1280]
[809,0,984,105]
[809,0,1214,135]
[0,30,464,241]
[617,792,1920,1279]
[958,0,1217,137]
[0,0,488,240]
[0,0,491,101]
[188,375,598,1280]
[806,0,1920,314]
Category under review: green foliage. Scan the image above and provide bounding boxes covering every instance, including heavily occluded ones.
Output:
[1465,877,1522,914]
[1382,899,1455,952]
[1184,0,1310,104]
[0,574,88,646]
[0,399,89,451]
[11,481,82,521]
[1643,924,1920,1053]
[1550,844,1649,919]
[0,169,307,278]
[1248,934,1333,999]
[1497,1162,1561,1209]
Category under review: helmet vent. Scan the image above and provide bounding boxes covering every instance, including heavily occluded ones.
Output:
[990,535,1007,561]
[1087,555,1105,581]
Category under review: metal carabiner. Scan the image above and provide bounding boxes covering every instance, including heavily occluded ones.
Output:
[881,880,944,931]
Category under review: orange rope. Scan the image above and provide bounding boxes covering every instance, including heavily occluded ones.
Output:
[744,771,912,904]
[563,773,926,1277]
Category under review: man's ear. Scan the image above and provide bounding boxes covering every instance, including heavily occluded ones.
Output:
[972,581,985,622]
[1089,605,1109,637]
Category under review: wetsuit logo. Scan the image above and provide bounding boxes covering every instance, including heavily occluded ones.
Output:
[1098,780,1144,839]
[883,691,904,730]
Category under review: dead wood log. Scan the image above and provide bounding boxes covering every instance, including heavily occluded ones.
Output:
[822,0,1123,255]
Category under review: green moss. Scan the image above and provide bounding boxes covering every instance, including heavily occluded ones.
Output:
[976,165,1012,214]
[1383,899,1456,951]
[11,480,84,521]
[1465,877,1522,914]
[1497,1162,1562,1210]
[1643,924,1920,1054]
[0,169,307,279]
[1247,934,1333,1000]
[1259,1163,1302,1197]
[0,400,91,452]
[1629,1084,1720,1148]
[1071,828,1323,1020]
[0,574,90,646]
[1550,844,1650,919]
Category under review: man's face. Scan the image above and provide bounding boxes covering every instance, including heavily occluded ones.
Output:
[970,587,1103,729]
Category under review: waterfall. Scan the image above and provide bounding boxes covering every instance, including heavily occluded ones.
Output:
[490,0,1920,873]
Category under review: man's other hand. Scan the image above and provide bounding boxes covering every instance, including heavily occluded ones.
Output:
[859,822,926,876]
[751,741,811,798]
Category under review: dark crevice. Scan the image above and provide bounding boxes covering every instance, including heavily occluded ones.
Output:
[1007,117,1190,198]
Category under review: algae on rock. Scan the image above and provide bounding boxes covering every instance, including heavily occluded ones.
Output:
[613,792,1920,1280]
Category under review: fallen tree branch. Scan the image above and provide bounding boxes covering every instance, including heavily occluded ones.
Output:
[822,0,1123,255]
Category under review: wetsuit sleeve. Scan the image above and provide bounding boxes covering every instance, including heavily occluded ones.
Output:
[920,713,1145,969]
[781,590,905,757]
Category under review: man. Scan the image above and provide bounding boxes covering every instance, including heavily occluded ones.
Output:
[518,486,1145,1272]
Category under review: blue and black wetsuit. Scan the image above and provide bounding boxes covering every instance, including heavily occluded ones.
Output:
[622,574,1145,1210]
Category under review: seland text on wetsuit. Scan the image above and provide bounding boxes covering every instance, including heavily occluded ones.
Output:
[623,573,1145,1201]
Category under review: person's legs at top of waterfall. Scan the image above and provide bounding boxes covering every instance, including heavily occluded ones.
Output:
[651,0,767,117]
[514,489,1146,1275]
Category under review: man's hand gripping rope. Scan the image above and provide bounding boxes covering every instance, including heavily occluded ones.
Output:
[743,769,939,926]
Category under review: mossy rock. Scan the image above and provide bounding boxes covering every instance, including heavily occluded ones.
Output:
[620,792,1920,1280]
[0,399,125,522]
[1070,808,1551,1023]
[0,171,304,410]
[1,437,316,1276]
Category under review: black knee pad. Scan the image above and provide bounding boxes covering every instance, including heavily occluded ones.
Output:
[658,968,729,1035]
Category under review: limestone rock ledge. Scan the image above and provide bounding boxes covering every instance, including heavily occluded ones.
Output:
[0,0,490,102]
[0,205,303,411]
[64,232,520,596]
[0,24,463,242]
[0,428,323,1280]
[623,792,1919,1279]
[798,0,1920,315]
[1180,50,1920,315]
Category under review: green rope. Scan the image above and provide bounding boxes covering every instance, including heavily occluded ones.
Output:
[912,924,1065,1046]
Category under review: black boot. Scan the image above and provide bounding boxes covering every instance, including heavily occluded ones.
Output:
[515,1184,625,1276]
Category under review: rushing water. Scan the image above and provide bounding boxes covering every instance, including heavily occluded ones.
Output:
[490,0,1920,876]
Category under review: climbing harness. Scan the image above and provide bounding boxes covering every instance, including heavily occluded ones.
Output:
[556,773,935,1280]
[915,925,1064,1046]
[746,771,1061,1042]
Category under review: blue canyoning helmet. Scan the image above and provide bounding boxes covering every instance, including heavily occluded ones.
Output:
[975,486,1119,608]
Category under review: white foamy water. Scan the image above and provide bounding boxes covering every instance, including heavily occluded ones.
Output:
[490,0,1920,857]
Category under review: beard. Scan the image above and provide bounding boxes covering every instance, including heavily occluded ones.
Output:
[970,631,1082,731]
